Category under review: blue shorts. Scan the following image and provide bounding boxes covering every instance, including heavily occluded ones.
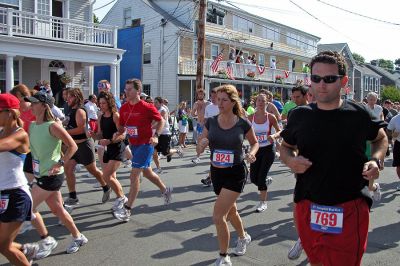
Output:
[0,188,32,223]
[196,123,204,135]
[130,144,154,169]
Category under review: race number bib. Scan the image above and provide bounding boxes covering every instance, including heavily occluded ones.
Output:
[126,126,138,138]
[0,194,10,214]
[212,150,234,167]
[32,159,40,178]
[255,132,268,144]
[310,204,344,234]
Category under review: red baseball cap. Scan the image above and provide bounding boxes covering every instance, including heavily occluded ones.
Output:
[0,93,20,111]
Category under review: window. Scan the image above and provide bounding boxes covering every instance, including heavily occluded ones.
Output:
[142,84,151,96]
[143,42,151,64]
[233,16,253,33]
[193,40,198,60]
[369,77,373,91]
[270,56,276,68]
[375,79,378,92]
[211,44,219,60]
[206,10,224,26]
[258,54,265,66]
[37,0,50,15]
[288,59,294,72]
[364,76,368,91]
[123,7,131,28]
[263,26,280,42]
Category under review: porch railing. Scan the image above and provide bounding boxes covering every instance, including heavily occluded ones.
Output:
[0,7,117,48]
[179,59,309,85]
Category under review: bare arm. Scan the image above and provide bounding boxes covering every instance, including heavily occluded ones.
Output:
[0,130,29,153]
[267,103,281,121]
[196,127,209,155]
[149,118,165,146]
[280,140,312,174]
[244,127,259,163]
[66,109,86,136]
[111,113,126,143]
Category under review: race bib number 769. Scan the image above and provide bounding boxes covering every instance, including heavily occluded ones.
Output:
[310,204,344,234]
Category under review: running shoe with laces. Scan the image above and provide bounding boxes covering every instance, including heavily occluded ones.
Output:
[215,255,232,266]
[66,234,88,254]
[255,201,268,213]
[201,176,212,187]
[288,238,303,260]
[154,167,163,174]
[22,242,39,263]
[36,236,58,259]
[113,206,131,222]
[111,196,128,211]
[372,183,382,201]
[191,157,201,165]
[162,186,173,205]
[63,203,74,214]
[232,232,251,256]
[102,188,112,203]
[64,197,79,206]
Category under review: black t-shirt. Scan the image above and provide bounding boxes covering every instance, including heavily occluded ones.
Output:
[281,100,385,206]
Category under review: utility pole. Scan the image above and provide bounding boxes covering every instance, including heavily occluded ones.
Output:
[196,0,206,92]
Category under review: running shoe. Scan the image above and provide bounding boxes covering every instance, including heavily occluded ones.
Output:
[167,154,172,162]
[111,196,128,211]
[288,238,303,260]
[36,236,58,259]
[102,188,112,203]
[163,186,173,205]
[255,201,268,213]
[191,157,201,165]
[63,204,74,214]
[372,183,382,201]
[232,232,251,256]
[266,177,273,186]
[64,197,79,206]
[201,176,212,187]
[66,234,88,254]
[215,255,232,266]
[122,159,131,168]
[19,221,33,234]
[177,147,184,158]
[154,168,163,174]
[22,243,39,263]
[113,207,131,222]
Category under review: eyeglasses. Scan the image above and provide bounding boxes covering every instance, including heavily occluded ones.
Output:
[310,75,342,84]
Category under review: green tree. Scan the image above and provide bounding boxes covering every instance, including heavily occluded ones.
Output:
[353,53,365,64]
[381,86,400,102]
[371,59,394,72]
[93,14,100,24]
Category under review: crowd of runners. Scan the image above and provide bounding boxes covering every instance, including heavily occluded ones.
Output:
[0,51,397,266]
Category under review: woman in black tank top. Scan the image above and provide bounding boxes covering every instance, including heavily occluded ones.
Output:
[95,91,127,211]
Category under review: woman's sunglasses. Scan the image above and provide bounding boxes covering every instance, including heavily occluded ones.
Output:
[310,75,342,84]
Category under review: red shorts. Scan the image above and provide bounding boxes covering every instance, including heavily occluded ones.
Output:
[296,198,369,266]
[89,119,98,133]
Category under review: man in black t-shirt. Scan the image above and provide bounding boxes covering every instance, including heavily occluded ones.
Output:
[280,51,387,266]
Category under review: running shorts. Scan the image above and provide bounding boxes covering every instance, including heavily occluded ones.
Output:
[130,144,154,168]
[250,145,275,191]
[155,134,171,156]
[210,162,248,195]
[35,174,64,191]
[103,142,126,163]
[71,139,96,166]
[0,188,32,222]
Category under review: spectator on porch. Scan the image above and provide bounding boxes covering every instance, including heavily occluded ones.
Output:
[41,80,53,97]
[270,59,277,69]
[235,51,244,64]
[228,48,236,65]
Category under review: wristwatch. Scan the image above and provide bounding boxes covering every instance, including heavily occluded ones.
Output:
[58,159,65,166]
[371,157,382,170]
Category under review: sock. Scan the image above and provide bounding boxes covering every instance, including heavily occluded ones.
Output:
[40,234,49,240]
[102,185,110,192]
[69,191,77,199]
[219,253,227,257]
[124,204,131,210]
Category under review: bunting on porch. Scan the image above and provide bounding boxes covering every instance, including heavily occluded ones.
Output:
[227,65,235,80]
[304,76,311,86]
[284,70,290,78]
[257,65,266,75]
[211,49,224,73]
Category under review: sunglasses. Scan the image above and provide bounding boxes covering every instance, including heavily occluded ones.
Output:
[310,75,342,84]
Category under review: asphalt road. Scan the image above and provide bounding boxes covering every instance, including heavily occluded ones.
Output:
[1,146,400,266]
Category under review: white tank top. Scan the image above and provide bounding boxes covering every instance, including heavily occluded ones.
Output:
[159,106,171,135]
[252,113,272,147]
[0,129,28,190]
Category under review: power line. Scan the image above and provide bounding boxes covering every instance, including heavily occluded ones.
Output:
[93,0,117,11]
[317,0,400,26]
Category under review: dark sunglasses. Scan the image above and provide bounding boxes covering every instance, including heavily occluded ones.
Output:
[311,75,342,84]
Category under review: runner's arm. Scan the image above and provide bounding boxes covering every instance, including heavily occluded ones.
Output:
[66,109,86,135]
[280,140,312,174]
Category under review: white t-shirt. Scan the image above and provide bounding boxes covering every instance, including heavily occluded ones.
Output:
[205,103,219,119]
[158,106,170,135]
[366,104,383,120]
[84,101,98,120]
[51,105,65,121]
[387,114,400,141]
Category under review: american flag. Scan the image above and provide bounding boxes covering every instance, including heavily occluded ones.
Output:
[211,50,224,73]
[304,76,311,86]
[284,70,290,78]
[227,65,235,80]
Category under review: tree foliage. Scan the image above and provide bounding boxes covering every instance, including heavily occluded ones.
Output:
[381,86,400,102]
[371,59,394,72]
[93,14,100,24]
[353,53,365,64]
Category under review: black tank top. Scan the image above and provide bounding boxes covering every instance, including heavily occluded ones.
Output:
[100,114,117,139]
[67,108,88,140]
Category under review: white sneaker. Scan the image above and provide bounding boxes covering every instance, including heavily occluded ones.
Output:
[113,207,131,222]
[255,201,268,213]
[36,236,58,259]
[191,157,200,165]
[288,238,303,260]
[22,243,39,263]
[266,177,273,186]
[162,186,173,205]
[66,234,88,254]
[372,183,382,201]
[19,221,33,234]
[232,232,251,256]
[123,159,131,168]
[215,255,232,266]
[154,168,163,174]
[111,196,128,211]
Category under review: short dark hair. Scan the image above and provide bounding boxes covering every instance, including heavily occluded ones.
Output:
[310,51,347,76]
[125,79,142,91]
[292,85,308,96]
[88,94,96,101]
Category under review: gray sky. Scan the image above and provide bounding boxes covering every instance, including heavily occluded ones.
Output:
[94,0,400,62]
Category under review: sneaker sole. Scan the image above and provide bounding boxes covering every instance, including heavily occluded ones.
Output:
[112,211,130,222]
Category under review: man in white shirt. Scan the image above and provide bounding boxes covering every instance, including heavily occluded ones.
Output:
[387,113,400,190]
[84,95,99,133]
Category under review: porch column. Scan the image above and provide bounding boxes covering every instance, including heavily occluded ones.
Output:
[6,54,15,92]
[110,63,117,95]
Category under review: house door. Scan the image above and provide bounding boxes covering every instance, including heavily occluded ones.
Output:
[50,71,63,106]
[52,0,63,38]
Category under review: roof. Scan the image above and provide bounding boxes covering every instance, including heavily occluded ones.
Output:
[365,64,400,85]
[356,64,381,78]
[317,43,347,53]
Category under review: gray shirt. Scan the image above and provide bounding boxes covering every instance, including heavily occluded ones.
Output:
[205,115,251,166]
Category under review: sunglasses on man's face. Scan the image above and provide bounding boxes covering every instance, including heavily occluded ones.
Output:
[310,75,342,84]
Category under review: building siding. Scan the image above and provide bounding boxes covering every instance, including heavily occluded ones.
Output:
[70,0,90,21]
[22,58,41,89]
